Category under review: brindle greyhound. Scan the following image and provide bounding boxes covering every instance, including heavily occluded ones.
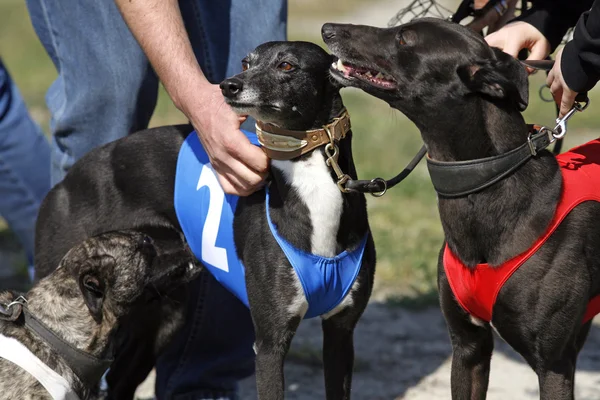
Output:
[0,230,199,399]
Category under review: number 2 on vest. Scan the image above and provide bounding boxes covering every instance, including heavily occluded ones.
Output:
[196,165,230,272]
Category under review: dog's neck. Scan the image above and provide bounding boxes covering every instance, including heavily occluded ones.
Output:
[265,96,368,256]
[421,99,562,266]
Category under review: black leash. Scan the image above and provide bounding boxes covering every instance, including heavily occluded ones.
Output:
[344,145,427,196]
[0,296,113,389]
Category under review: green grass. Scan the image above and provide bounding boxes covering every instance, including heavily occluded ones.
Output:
[2,1,600,306]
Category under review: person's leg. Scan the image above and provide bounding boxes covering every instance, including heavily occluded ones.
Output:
[25,0,159,186]
[0,58,50,276]
[155,1,287,399]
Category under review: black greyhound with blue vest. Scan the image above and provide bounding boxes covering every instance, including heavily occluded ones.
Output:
[34,41,375,399]
[323,18,600,400]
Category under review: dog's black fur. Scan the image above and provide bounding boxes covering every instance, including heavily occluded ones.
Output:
[323,18,600,399]
[35,41,375,399]
[0,230,199,400]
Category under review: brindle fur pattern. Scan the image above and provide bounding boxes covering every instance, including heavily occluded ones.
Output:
[0,230,198,400]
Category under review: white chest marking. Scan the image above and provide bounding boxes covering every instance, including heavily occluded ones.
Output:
[273,151,357,318]
[272,151,343,258]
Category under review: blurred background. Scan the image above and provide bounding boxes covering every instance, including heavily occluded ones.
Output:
[2,1,600,398]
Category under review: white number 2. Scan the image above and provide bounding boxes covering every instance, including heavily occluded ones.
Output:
[196,165,229,272]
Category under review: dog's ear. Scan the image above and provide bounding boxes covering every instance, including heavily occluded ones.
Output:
[457,48,529,111]
[79,273,105,324]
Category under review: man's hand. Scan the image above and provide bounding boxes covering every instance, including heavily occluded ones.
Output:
[546,47,579,118]
[182,84,268,196]
[114,0,268,196]
[485,21,551,64]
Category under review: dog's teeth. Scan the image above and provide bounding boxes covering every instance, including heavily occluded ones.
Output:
[337,59,345,71]
[365,71,373,77]
[375,72,384,79]
[188,262,194,271]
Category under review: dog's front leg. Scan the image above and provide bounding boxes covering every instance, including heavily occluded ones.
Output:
[537,361,576,400]
[533,322,588,400]
[449,325,493,400]
[253,315,302,400]
[440,268,493,400]
[321,310,360,400]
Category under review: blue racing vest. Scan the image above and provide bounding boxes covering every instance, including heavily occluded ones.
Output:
[174,131,367,318]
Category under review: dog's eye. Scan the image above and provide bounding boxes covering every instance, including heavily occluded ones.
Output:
[278,62,294,71]
[83,276,103,297]
[140,235,157,257]
[242,60,249,71]
[399,34,406,46]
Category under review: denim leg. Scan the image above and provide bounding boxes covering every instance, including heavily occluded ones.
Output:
[25,0,159,186]
[156,271,256,400]
[0,59,51,270]
[155,1,287,399]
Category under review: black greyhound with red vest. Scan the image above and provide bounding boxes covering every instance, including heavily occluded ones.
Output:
[323,18,600,399]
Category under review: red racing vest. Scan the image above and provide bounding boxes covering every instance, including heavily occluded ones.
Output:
[444,138,600,323]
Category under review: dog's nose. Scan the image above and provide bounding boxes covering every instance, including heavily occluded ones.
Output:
[321,23,336,40]
[220,78,243,98]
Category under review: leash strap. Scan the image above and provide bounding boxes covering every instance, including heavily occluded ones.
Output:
[344,145,427,196]
[427,127,554,198]
[0,333,81,400]
[256,110,426,196]
[22,308,113,389]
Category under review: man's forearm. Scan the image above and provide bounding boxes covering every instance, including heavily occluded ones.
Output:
[114,0,210,111]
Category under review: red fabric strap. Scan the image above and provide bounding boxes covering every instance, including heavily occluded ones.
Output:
[444,139,600,323]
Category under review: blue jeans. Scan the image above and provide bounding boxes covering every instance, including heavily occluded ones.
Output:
[26,0,287,398]
[0,59,51,271]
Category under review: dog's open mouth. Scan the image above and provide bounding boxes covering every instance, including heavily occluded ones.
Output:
[330,58,397,90]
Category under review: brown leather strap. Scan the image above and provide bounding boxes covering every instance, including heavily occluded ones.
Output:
[255,110,351,160]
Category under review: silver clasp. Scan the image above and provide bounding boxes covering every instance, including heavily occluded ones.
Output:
[0,296,27,320]
[324,126,352,193]
[6,296,28,310]
[552,99,589,140]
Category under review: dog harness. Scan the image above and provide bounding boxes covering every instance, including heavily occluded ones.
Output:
[444,139,600,324]
[0,333,80,400]
[174,131,366,319]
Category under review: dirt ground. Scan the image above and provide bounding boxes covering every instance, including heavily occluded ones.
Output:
[130,303,600,400]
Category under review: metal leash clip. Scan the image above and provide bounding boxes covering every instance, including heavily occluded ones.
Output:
[0,295,27,321]
[552,97,589,140]
[324,126,352,193]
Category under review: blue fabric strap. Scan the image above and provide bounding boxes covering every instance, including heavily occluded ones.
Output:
[265,188,367,318]
[174,130,366,319]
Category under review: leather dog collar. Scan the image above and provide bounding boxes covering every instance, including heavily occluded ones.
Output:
[255,109,427,196]
[255,110,351,160]
[0,297,113,390]
[426,125,554,198]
